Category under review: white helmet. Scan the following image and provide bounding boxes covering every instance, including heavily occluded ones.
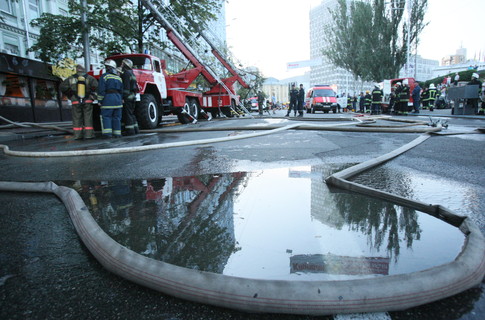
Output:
[395,82,401,86]
[104,59,117,69]
[429,83,435,89]
[122,58,133,69]
[472,73,479,79]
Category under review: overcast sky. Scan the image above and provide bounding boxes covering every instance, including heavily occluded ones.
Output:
[225,0,485,79]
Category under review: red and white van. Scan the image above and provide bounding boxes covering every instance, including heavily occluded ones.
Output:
[305,85,339,113]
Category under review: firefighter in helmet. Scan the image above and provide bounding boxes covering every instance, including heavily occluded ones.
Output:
[371,83,383,115]
[60,64,98,139]
[467,73,482,114]
[427,83,438,111]
[121,58,140,135]
[97,59,124,138]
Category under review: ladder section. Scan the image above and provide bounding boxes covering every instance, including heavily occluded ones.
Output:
[140,0,251,117]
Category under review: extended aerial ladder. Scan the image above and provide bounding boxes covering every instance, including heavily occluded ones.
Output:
[140,0,251,117]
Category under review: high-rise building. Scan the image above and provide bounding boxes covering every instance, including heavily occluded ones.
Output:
[398,54,439,81]
[309,0,372,96]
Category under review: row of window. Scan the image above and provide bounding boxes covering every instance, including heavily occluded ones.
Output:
[1,0,41,20]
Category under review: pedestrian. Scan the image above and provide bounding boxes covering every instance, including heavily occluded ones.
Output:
[358,92,365,113]
[286,84,298,116]
[364,90,372,113]
[371,84,383,115]
[454,72,460,86]
[467,73,482,114]
[297,84,305,117]
[271,94,277,114]
[411,82,421,113]
[98,59,123,138]
[120,58,140,135]
[257,91,264,115]
[60,64,98,140]
[428,83,437,111]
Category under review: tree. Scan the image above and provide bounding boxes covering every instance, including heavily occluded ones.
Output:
[323,0,428,82]
[29,0,222,63]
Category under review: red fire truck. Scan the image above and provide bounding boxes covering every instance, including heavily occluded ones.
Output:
[89,0,250,129]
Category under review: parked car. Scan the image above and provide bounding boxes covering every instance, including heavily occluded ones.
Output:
[248,96,266,112]
[305,85,339,113]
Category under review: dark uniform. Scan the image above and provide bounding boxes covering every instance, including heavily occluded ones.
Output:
[398,84,410,114]
[358,93,365,112]
[364,91,372,113]
[98,61,123,138]
[287,85,299,116]
[411,84,421,113]
[121,60,139,135]
[428,85,437,111]
[421,87,429,109]
[60,65,98,139]
[371,86,383,115]
[467,76,482,114]
[297,84,305,116]
[257,91,264,115]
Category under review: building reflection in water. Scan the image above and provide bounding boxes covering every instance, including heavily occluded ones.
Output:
[60,164,464,280]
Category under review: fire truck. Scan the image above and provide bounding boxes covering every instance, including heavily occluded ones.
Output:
[381,77,417,112]
[89,0,250,129]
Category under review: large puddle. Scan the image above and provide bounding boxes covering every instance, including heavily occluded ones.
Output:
[57,164,465,281]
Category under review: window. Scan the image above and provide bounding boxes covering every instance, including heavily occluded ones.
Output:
[0,0,12,14]
[3,34,20,55]
[28,0,40,20]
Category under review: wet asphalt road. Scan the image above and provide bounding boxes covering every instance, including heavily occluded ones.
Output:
[0,109,484,320]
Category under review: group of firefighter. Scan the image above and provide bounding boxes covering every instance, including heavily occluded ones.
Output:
[351,80,439,116]
[352,72,483,116]
[59,59,140,140]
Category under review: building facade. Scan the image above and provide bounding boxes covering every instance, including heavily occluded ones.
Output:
[309,0,373,96]
[1,0,70,58]
[398,55,439,81]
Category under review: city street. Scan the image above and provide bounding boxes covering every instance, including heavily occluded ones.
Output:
[0,109,484,320]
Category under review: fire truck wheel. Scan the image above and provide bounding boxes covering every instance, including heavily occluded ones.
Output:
[188,100,200,120]
[136,94,159,129]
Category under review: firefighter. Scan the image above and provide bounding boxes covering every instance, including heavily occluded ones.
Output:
[398,80,410,114]
[98,59,123,138]
[345,94,353,112]
[364,90,372,113]
[257,91,264,115]
[371,84,383,115]
[428,83,437,111]
[286,84,298,117]
[60,64,98,140]
[297,84,305,117]
[467,73,482,114]
[421,85,429,110]
[121,58,140,135]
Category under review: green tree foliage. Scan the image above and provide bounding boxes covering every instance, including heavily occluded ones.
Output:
[29,0,222,63]
[323,0,428,82]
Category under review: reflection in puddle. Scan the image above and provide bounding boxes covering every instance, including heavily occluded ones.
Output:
[58,164,464,281]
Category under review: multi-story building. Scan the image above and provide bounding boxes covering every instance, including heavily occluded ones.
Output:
[398,54,439,81]
[309,0,373,96]
[1,0,227,72]
[1,0,69,58]
[441,47,467,66]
